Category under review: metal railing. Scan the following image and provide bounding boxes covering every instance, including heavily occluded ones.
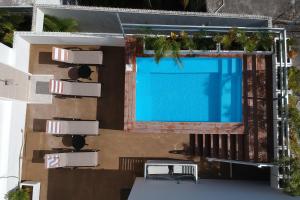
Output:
[120,23,290,189]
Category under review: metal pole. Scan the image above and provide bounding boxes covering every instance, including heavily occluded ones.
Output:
[116,13,125,37]
[230,163,232,178]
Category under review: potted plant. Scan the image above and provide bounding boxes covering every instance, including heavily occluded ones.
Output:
[5,188,30,200]
[219,28,244,51]
[5,181,42,200]
[152,34,181,64]
[256,32,274,51]
[43,15,79,32]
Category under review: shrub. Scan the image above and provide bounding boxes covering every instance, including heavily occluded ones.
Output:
[0,11,31,47]
[288,67,300,94]
[281,66,300,196]
[5,188,30,200]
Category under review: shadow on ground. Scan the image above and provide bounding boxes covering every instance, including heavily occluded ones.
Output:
[97,46,125,130]
[47,168,134,200]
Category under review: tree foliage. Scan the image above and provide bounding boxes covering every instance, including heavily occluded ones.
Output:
[5,188,30,200]
[0,11,31,47]
[282,67,300,196]
[288,67,300,94]
[212,28,274,52]
[43,15,79,32]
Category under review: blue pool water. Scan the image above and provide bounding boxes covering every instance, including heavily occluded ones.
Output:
[136,57,242,122]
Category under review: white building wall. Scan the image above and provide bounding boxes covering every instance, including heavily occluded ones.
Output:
[34,8,44,32]
[17,32,125,46]
[0,43,15,67]
[35,0,61,5]
[0,100,27,200]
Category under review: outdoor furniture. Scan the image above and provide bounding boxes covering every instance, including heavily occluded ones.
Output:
[52,47,103,65]
[68,65,93,80]
[44,151,99,168]
[72,135,86,151]
[68,67,80,80]
[49,79,101,97]
[46,120,99,135]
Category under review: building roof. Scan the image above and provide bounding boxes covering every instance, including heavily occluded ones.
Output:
[33,5,272,33]
[128,178,300,200]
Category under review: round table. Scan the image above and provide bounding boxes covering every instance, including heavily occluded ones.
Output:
[78,65,92,79]
[68,67,80,80]
[68,65,92,80]
[72,135,86,151]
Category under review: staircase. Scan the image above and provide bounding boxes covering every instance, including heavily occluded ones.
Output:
[189,55,274,163]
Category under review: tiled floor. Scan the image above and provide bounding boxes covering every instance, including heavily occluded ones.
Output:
[22,45,195,200]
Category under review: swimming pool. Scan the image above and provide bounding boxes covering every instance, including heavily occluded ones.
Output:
[135,57,242,122]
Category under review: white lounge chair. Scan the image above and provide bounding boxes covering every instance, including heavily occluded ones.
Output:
[49,79,101,97]
[46,120,99,135]
[44,152,99,168]
[52,47,103,65]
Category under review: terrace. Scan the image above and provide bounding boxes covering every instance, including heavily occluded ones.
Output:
[0,5,293,200]
[124,30,275,163]
[19,28,287,199]
[21,43,207,200]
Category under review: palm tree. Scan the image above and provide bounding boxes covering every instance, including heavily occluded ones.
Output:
[0,11,26,47]
[181,0,189,10]
[43,15,79,32]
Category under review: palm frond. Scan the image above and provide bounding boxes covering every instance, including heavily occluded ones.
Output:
[43,15,78,32]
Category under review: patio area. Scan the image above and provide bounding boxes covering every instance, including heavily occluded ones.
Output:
[22,45,268,200]
[21,44,200,200]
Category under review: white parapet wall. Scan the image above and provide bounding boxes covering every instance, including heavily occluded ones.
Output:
[34,7,45,32]
[13,34,31,73]
[35,0,62,5]
[0,43,15,67]
[15,31,125,46]
[0,34,31,74]
[0,100,27,200]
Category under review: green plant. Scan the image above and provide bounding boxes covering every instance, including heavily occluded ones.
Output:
[288,38,298,47]
[223,28,243,50]
[144,32,195,65]
[256,32,274,51]
[212,29,274,52]
[213,28,245,50]
[152,35,181,65]
[193,32,216,50]
[279,66,300,196]
[213,34,223,44]
[5,188,30,200]
[0,11,31,47]
[43,15,79,32]
[288,67,300,94]
[179,31,195,51]
[244,34,258,52]
[144,36,156,50]
[287,38,298,59]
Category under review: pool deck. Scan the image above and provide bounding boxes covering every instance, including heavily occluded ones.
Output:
[21,42,275,200]
[22,44,200,200]
[124,36,274,163]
